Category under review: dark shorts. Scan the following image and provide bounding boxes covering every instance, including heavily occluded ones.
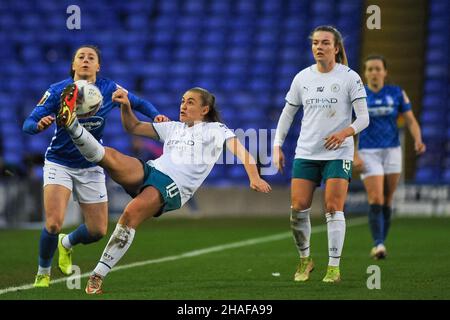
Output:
[292,158,352,185]
[126,160,182,217]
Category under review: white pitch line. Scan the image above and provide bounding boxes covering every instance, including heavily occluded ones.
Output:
[0,217,367,296]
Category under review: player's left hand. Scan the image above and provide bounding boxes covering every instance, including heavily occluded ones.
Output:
[415,140,426,155]
[154,115,170,122]
[324,131,347,150]
[250,178,272,193]
[112,88,130,107]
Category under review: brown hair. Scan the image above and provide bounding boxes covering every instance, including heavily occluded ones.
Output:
[363,54,387,70]
[310,25,348,66]
[70,44,101,78]
[187,87,222,123]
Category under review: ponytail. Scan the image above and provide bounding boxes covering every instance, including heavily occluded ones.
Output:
[187,87,222,123]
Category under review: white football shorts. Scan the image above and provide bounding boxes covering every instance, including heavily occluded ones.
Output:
[43,160,108,203]
[358,146,402,180]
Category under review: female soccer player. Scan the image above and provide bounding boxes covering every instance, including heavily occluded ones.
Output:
[23,45,168,287]
[354,55,426,259]
[273,26,370,283]
[55,84,271,294]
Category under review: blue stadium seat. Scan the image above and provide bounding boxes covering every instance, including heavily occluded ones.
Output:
[159,0,179,14]
[193,76,219,91]
[424,79,447,94]
[228,32,253,48]
[3,151,23,166]
[430,0,450,16]
[226,47,250,61]
[420,111,445,125]
[224,62,246,76]
[169,78,192,92]
[428,18,450,32]
[203,31,227,47]
[200,47,224,62]
[169,63,193,77]
[423,95,447,109]
[415,167,442,184]
[183,0,204,14]
[443,169,450,184]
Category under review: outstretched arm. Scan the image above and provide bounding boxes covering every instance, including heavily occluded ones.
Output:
[113,88,159,140]
[226,137,271,193]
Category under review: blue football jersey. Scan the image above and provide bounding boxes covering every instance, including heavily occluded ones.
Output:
[23,77,161,168]
[358,85,411,149]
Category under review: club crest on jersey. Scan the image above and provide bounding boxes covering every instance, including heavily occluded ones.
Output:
[37,91,51,106]
[331,83,340,93]
[386,95,394,106]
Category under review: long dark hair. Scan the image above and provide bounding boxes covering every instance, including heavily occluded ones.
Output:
[309,25,348,66]
[70,44,102,78]
[187,87,222,123]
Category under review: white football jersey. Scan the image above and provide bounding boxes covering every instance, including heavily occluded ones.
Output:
[286,63,367,160]
[150,121,235,205]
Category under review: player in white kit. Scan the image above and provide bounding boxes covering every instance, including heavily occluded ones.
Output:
[273,26,370,283]
[55,83,271,294]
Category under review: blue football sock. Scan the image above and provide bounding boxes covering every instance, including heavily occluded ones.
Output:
[68,224,102,246]
[38,228,59,268]
[382,205,392,242]
[368,204,383,246]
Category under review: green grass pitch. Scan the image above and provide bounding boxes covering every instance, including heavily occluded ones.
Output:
[0,216,449,300]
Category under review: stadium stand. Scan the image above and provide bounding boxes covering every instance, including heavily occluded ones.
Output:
[2,0,364,184]
[416,0,450,183]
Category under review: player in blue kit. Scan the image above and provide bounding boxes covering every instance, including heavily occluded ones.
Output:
[353,55,426,259]
[23,45,168,287]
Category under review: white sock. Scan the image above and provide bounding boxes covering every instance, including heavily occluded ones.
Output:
[290,207,311,258]
[93,224,136,278]
[37,266,51,275]
[62,235,73,249]
[326,211,346,267]
[67,118,105,163]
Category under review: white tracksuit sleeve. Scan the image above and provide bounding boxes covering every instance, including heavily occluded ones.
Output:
[350,98,370,135]
[273,102,301,147]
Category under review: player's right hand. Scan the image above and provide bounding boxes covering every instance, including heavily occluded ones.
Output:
[37,115,55,131]
[415,140,426,155]
[112,88,130,107]
[273,146,285,174]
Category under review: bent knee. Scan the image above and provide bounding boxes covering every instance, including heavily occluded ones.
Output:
[86,226,107,239]
[89,230,107,240]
